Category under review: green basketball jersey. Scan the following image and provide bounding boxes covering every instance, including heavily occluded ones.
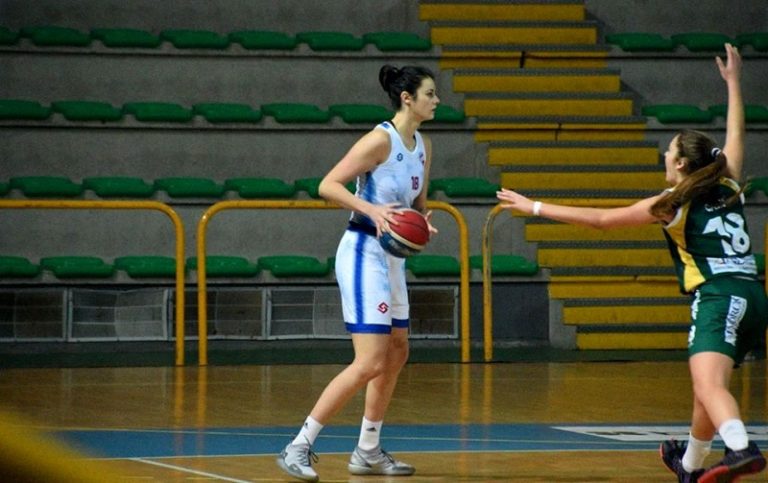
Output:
[662,177,758,293]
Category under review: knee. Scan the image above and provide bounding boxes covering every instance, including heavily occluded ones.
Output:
[350,358,388,382]
[389,337,409,367]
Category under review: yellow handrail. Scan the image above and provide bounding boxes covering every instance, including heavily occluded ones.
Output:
[0,200,186,366]
[481,204,506,362]
[195,199,471,366]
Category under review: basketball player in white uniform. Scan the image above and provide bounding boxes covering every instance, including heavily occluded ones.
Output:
[277,65,439,482]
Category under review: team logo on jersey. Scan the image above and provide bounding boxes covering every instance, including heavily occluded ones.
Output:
[419,152,425,165]
[396,153,403,162]
[377,302,389,313]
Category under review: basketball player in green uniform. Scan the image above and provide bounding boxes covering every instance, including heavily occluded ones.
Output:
[497,43,766,483]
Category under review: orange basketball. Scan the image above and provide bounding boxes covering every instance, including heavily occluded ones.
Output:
[379,209,430,258]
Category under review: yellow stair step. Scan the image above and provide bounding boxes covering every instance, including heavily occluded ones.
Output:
[527,223,665,242]
[525,50,608,68]
[538,246,672,267]
[488,143,659,166]
[419,3,585,22]
[550,278,681,299]
[430,24,598,46]
[453,71,621,93]
[465,97,633,117]
[576,332,688,350]
[501,170,667,191]
[563,303,690,325]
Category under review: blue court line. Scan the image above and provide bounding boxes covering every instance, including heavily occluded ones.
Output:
[50,423,768,460]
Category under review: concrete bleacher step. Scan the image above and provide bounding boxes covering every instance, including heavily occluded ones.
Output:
[419,1,586,23]
[429,21,598,46]
[500,164,666,192]
[575,331,688,350]
[464,92,634,117]
[537,241,672,267]
[488,140,659,165]
[452,68,622,93]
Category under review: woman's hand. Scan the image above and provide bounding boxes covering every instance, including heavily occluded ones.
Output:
[368,203,403,238]
[424,210,438,237]
[716,43,741,83]
[496,188,535,215]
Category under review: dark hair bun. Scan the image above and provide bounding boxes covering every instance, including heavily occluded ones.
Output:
[379,64,400,91]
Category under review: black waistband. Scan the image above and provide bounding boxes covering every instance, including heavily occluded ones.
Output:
[347,220,377,237]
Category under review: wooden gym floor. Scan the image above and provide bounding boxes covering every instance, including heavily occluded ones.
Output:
[1,360,766,482]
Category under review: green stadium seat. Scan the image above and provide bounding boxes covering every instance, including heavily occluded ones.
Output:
[0,256,41,278]
[51,100,123,121]
[224,177,296,198]
[406,255,461,277]
[708,104,768,123]
[21,26,91,47]
[192,103,262,123]
[186,256,259,277]
[296,31,365,51]
[363,31,432,51]
[228,30,297,50]
[114,255,177,278]
[0,99,52,120]
[329,104,393,124]
[0,181,8,196]
[159,29,230,49]
[9,176,83,197]
[82,177,155,198]
[261,103,331,123]
[433,105,466,123]
[671,32,733,52]
[737,32,768,52]
[91,28,162,48]
[123,102,194,122]
[642,104,714,123]
[0,27,20,45]
[39,256,114,278]
[430,177,499,198]
[153,177,225,198]
[258,255,331,277]
[745,177,768,198]
[604,33,676,52]
[293,177,355,198]
[469,254,539,276]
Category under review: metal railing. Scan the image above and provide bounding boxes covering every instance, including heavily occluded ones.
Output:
[195,199,471,365]
[0,200,187,365]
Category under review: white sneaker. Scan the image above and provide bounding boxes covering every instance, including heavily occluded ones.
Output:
[348,445,415,476]
[276,437,319,482]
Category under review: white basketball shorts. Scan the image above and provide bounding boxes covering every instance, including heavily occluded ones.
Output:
[335,228,410,334]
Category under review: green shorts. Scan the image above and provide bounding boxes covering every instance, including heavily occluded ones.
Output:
[688,277,768,364]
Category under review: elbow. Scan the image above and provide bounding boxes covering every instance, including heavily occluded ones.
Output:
[317,178,331,200]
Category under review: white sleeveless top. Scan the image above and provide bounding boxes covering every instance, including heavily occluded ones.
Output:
[349,121,426,227]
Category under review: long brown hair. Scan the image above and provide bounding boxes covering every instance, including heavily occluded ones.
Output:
[650,129,740,218]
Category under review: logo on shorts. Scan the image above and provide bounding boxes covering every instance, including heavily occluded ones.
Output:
[377,302,389,313]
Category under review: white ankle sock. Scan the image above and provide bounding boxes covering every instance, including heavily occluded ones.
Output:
[719,419,749,451]
[358,417,383,451]
[293,416,323,446]
[682,434,712,472]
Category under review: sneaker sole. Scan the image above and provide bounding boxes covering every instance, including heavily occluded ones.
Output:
[276,457,319,482]
[699,456,766,483]
[348,464,415,476]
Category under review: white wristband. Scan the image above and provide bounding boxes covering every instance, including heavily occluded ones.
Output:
[532,201,542,216]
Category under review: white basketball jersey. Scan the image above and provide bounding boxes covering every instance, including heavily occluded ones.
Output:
[349,121,426,226]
